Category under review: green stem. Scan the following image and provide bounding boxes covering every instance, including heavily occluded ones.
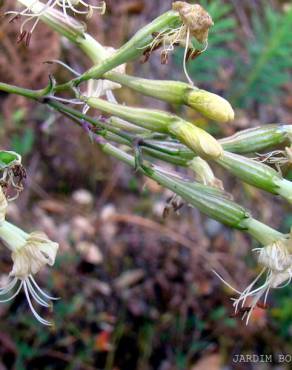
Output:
[103,72,234,123]
[84,96,174,132]
[47,100,189,165]
[73,10,181,85]
[0,221,28,251]
[0,82,47,100]
[106,72,189,105]
[242,218,284,245]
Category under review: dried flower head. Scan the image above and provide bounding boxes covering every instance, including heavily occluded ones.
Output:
[0,221,59,325]
[141,2,213,84]
[172,1,214,43]
[0,152,25,200]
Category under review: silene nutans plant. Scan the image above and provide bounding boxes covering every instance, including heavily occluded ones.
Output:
[0,0,291,327]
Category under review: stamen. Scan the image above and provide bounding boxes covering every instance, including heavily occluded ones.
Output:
[183,27,193,86]
[23,281,53,326]
[47,96,84,104]
[211,269,242,294]
[29,275,60,300]
[0,280,23,303]
[6,0,106,44]
[26,279,51,307]
[45,59,81,76]
[0,277,18,295]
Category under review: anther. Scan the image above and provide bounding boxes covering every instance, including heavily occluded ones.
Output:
[17,30,27,44]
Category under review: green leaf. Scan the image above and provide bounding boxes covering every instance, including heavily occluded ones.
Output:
[11,128,35,156]
[0,150,21,169]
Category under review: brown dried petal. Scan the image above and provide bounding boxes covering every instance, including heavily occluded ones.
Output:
[172,1,213,43]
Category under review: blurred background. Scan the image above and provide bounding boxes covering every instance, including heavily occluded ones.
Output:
[0,0,292,369]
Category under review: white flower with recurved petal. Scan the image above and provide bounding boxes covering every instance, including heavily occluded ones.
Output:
[214,233,292,325]
[82,46,127,114]
[7,0,105,45]
[0,221,59,325]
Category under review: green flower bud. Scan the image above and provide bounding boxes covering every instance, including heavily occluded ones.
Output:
[216,151,292,203]
[17,0,86,42]
[146,167,249,229]
[0,150,22,169]
[188,157,223,189]
[84,97,224,160]
[220,125,291,154]
[186,89,234,123]
[108,72,234,123]
[169,121,223,159]
[84,97,174,132]
[217,151,281,193]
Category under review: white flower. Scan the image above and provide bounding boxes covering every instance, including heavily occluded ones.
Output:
[257,240,292,272]
[214,235,292,325]
[7,0,105,45]
[61,0,106,18]
[83,46,127,113]
[0,221,59,325]
[10,231,58,278]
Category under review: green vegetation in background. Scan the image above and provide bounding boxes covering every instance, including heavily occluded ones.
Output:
[232,5,292,107]
[11,128,34,157]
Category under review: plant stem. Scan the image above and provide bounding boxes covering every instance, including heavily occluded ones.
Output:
[102,143,284,245]
[0,82,47,100]
[0,78,284,245]
[73,10,181,85]
[242,218,284,245]
[1,81,292,203]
